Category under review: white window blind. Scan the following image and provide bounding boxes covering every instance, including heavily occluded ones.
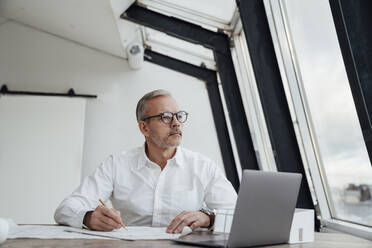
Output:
[0,95,86,224]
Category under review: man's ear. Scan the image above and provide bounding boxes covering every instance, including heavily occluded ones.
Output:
[138,121,150,137]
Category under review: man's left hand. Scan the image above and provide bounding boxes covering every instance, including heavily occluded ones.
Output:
[166,210,210,234]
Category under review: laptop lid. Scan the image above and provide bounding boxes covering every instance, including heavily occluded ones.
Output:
[173,170,302,248]
[227,170,302,247]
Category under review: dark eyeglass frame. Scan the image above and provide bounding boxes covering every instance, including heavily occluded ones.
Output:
[142,111,189,124]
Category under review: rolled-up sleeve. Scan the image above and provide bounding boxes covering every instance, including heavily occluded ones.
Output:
[54,155,115,227]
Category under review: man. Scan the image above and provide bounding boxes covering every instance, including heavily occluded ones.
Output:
[54,89,237,233]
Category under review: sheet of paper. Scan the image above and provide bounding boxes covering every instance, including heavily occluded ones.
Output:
[9,225,182,240]
[8,225,113,240]
[80,226,182,240]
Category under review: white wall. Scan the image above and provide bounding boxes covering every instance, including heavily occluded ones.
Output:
[0,21,224,183]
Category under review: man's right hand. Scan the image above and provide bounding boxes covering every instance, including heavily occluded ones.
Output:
[83,205,123,231]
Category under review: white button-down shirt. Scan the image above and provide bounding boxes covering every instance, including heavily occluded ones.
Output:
[54,145,237,228]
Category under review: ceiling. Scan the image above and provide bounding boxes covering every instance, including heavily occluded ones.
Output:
[0,0,237,64]
[0,0,139,59]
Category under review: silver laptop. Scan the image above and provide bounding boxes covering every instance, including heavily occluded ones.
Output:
[174,169,302,247]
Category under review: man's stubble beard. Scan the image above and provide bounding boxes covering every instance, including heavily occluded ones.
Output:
[149,132,182,149]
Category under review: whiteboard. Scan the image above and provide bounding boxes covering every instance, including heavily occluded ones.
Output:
[0,95,86,224]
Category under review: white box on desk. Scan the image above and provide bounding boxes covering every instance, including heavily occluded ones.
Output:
[288,208,314,244]
[213,207,314,244]
[213,209,234,234]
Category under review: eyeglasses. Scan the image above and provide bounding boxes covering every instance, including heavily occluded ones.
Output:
[142,111,188,124]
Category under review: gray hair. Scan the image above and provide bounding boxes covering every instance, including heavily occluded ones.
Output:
[136,89,172,122]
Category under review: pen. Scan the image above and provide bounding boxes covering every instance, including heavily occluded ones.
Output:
[99,199,127,230]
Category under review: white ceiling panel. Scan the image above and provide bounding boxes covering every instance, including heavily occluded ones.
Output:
[0,0,139,58]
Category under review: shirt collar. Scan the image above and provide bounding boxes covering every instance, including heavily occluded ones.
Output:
[136,143,184,170]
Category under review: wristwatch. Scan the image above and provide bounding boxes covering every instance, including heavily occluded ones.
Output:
[199,208,215,229]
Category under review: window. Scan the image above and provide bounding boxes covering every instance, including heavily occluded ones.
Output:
[137,0,237,31]
[265,0,372,228]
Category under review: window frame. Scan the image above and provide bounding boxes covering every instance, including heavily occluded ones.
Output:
[230,31,277,172]
[237,0,316,214]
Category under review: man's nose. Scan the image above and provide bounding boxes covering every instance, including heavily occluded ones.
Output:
[170,116,181,127]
